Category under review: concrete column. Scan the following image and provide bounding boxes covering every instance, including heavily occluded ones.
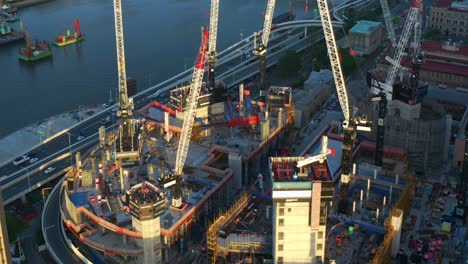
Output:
[352,163,357,174]
[373,169,377,179]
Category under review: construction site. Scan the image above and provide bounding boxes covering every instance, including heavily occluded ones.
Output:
[52,0,467,261]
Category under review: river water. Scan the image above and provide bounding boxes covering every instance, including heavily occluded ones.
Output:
[0,0,318,137]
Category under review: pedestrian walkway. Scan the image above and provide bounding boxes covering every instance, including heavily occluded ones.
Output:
[0,105,105,167]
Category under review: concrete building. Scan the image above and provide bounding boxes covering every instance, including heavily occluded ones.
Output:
[428,0,468,38]
[0,188,11,264]
[369,97,452,173]
[269,156,334,264]
[126,182,165,264]
[348,20,383,56]
[293,89,331,128]
[401,40,468,87]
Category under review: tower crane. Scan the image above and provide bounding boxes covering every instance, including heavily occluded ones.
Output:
[207,0,219,92]
[383,0,423,96]
[370,0,423,166]
[169,27,209,208]
[379,0,396,43]
[253,0,276,99]
[316,0,371,212]
[113,0,138,157]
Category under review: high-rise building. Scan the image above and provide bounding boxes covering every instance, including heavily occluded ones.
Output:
[269,156,334,264]
[126,181,165,264]
[0,189,12,264]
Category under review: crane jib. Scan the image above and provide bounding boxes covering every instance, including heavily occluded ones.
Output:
[195,29,210,70]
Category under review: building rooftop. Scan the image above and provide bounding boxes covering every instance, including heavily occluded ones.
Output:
[349,20,381,35]
[128,181,164,205]
[421,40,468,57]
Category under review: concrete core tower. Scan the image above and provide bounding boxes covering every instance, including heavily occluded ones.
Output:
[126,181,165,264]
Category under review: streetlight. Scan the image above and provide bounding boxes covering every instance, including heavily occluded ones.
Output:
[63,131,73,167]
[238,49,243,64]
[78,105,84,122]
[41,187,52,204]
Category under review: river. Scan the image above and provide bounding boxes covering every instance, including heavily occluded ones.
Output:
[0,0,318,137]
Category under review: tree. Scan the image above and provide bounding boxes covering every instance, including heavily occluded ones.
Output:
[424,28,441,40]
[277,50,301,78]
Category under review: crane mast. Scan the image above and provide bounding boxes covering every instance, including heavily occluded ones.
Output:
[253,0,276,98]
[380,0,396,43]
[384,0,422,90]
[172,28,209,208]
[317,0,371,212]
[207,0,219,92]
[317,0,350,121]
[113,0,133,119]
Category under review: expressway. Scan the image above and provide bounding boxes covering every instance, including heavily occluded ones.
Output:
[42,178,82,264]
[0,19,343,205]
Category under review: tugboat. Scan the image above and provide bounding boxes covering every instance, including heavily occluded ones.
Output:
[18,31,52,62]
[55,18,84,46]
[0,20,24,45]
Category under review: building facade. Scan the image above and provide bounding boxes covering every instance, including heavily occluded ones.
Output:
[408,40,468,87]
[428,0,468,38]
[0,189,12,264]
[348,20,383,56]
[270,157,333,264]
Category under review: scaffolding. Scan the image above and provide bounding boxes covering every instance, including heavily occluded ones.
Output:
[208,193,249,263]
[369,169,415,263]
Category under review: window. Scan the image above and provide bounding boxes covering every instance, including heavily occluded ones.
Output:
[316,256,322,261]
[288,208,292,212]
[279,219,284,226]
[278,232,284,240]
[318,231,324,239]
[277,257,283,264]
[278,245,283,251]
[460,28,464,32]
[317,244,323,250]
[279,208,284,216]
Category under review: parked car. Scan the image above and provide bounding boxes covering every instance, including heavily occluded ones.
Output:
[77,135,85,141]
[29,158,39,164]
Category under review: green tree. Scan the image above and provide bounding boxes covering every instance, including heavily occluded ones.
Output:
[277,50,301,78]
[424,28,441,40]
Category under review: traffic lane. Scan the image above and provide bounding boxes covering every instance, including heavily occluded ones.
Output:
[0,112,109,175]
[43,182,81,264]
[2,142,95,202]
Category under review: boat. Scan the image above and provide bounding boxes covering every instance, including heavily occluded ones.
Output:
[55,18,84,46]
[0,21,24,45]
[18,31,52,61]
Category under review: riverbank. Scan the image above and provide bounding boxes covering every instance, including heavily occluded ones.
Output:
[10,0,55,9]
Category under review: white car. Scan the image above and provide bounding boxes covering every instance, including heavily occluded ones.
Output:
[45,167,55,174]
[77,136,85,141]
[29,158,39,164]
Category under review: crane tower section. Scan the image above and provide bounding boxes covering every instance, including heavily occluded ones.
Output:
[253,0,276,98]
[317,0,350,121]
[384,0,422,90]
[113,0,133,119]
[380,0,396,43]
[175,28,210,176]
[207,0,219,91]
